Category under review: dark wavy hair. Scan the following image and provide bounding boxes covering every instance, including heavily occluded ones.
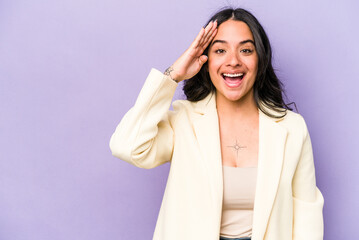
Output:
[183,7,294,118]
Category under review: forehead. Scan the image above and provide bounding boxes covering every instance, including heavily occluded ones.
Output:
[213,20,254,42]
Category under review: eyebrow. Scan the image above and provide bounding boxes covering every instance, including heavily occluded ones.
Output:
[211,39,255,46]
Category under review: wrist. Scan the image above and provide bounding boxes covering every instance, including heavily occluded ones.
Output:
[164,66,181,83]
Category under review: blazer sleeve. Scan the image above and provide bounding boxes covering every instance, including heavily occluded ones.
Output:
[109,68,178,169]
[292,116,324,240]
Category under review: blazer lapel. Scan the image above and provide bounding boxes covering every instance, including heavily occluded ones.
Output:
[252,108,288,240]
[192,93,223,218]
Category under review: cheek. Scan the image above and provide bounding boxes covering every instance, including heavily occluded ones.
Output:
[245,57,258,74]
[207,56,221,74]
[207,61,220,86]
[207,60,215,75]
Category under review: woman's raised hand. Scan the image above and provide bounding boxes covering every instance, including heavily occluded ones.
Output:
[165,20,217,83]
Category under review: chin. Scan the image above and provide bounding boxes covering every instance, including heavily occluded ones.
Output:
[220,92,244,102]
[227,96,244,103]
[217,87,254,104]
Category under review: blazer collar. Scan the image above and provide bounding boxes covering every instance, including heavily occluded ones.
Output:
[193,91,216,115]
[192,91,288,240]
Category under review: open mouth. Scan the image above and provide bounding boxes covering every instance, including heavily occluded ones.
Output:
[222,73,245,88]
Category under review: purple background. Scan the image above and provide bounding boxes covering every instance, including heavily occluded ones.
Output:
[1,0,358,239]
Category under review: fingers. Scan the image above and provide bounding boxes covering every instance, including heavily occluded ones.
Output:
[202,24,217,49]
[199,20,217,48]
[191,20,217,50]
[198,21,213,46]
[191,27,204,48]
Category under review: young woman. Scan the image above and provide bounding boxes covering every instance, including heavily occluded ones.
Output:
[110,8,324,240]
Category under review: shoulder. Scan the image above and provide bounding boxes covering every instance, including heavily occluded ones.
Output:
[172,99,197,112]
[259,101,308,134]
[171,91,215,114]
[168,93,215,127]
[281,110,306,126]
[279,109,310,140]
[169,99,197,123]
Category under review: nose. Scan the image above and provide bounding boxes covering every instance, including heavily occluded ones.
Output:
[226,51,241,67]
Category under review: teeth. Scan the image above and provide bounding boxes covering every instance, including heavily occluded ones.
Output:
[223,73,244,77]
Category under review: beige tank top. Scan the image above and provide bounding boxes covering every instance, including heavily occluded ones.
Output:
[220,166,257,238]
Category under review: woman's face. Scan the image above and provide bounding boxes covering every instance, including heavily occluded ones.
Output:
[208,20,258,104]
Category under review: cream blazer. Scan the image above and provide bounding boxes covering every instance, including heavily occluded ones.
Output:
[110,69,324,240]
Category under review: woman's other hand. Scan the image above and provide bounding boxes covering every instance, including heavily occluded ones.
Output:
[166,20,217,83]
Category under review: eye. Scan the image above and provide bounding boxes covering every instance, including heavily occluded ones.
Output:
[240,49,253,54]
[215,49,225,54]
